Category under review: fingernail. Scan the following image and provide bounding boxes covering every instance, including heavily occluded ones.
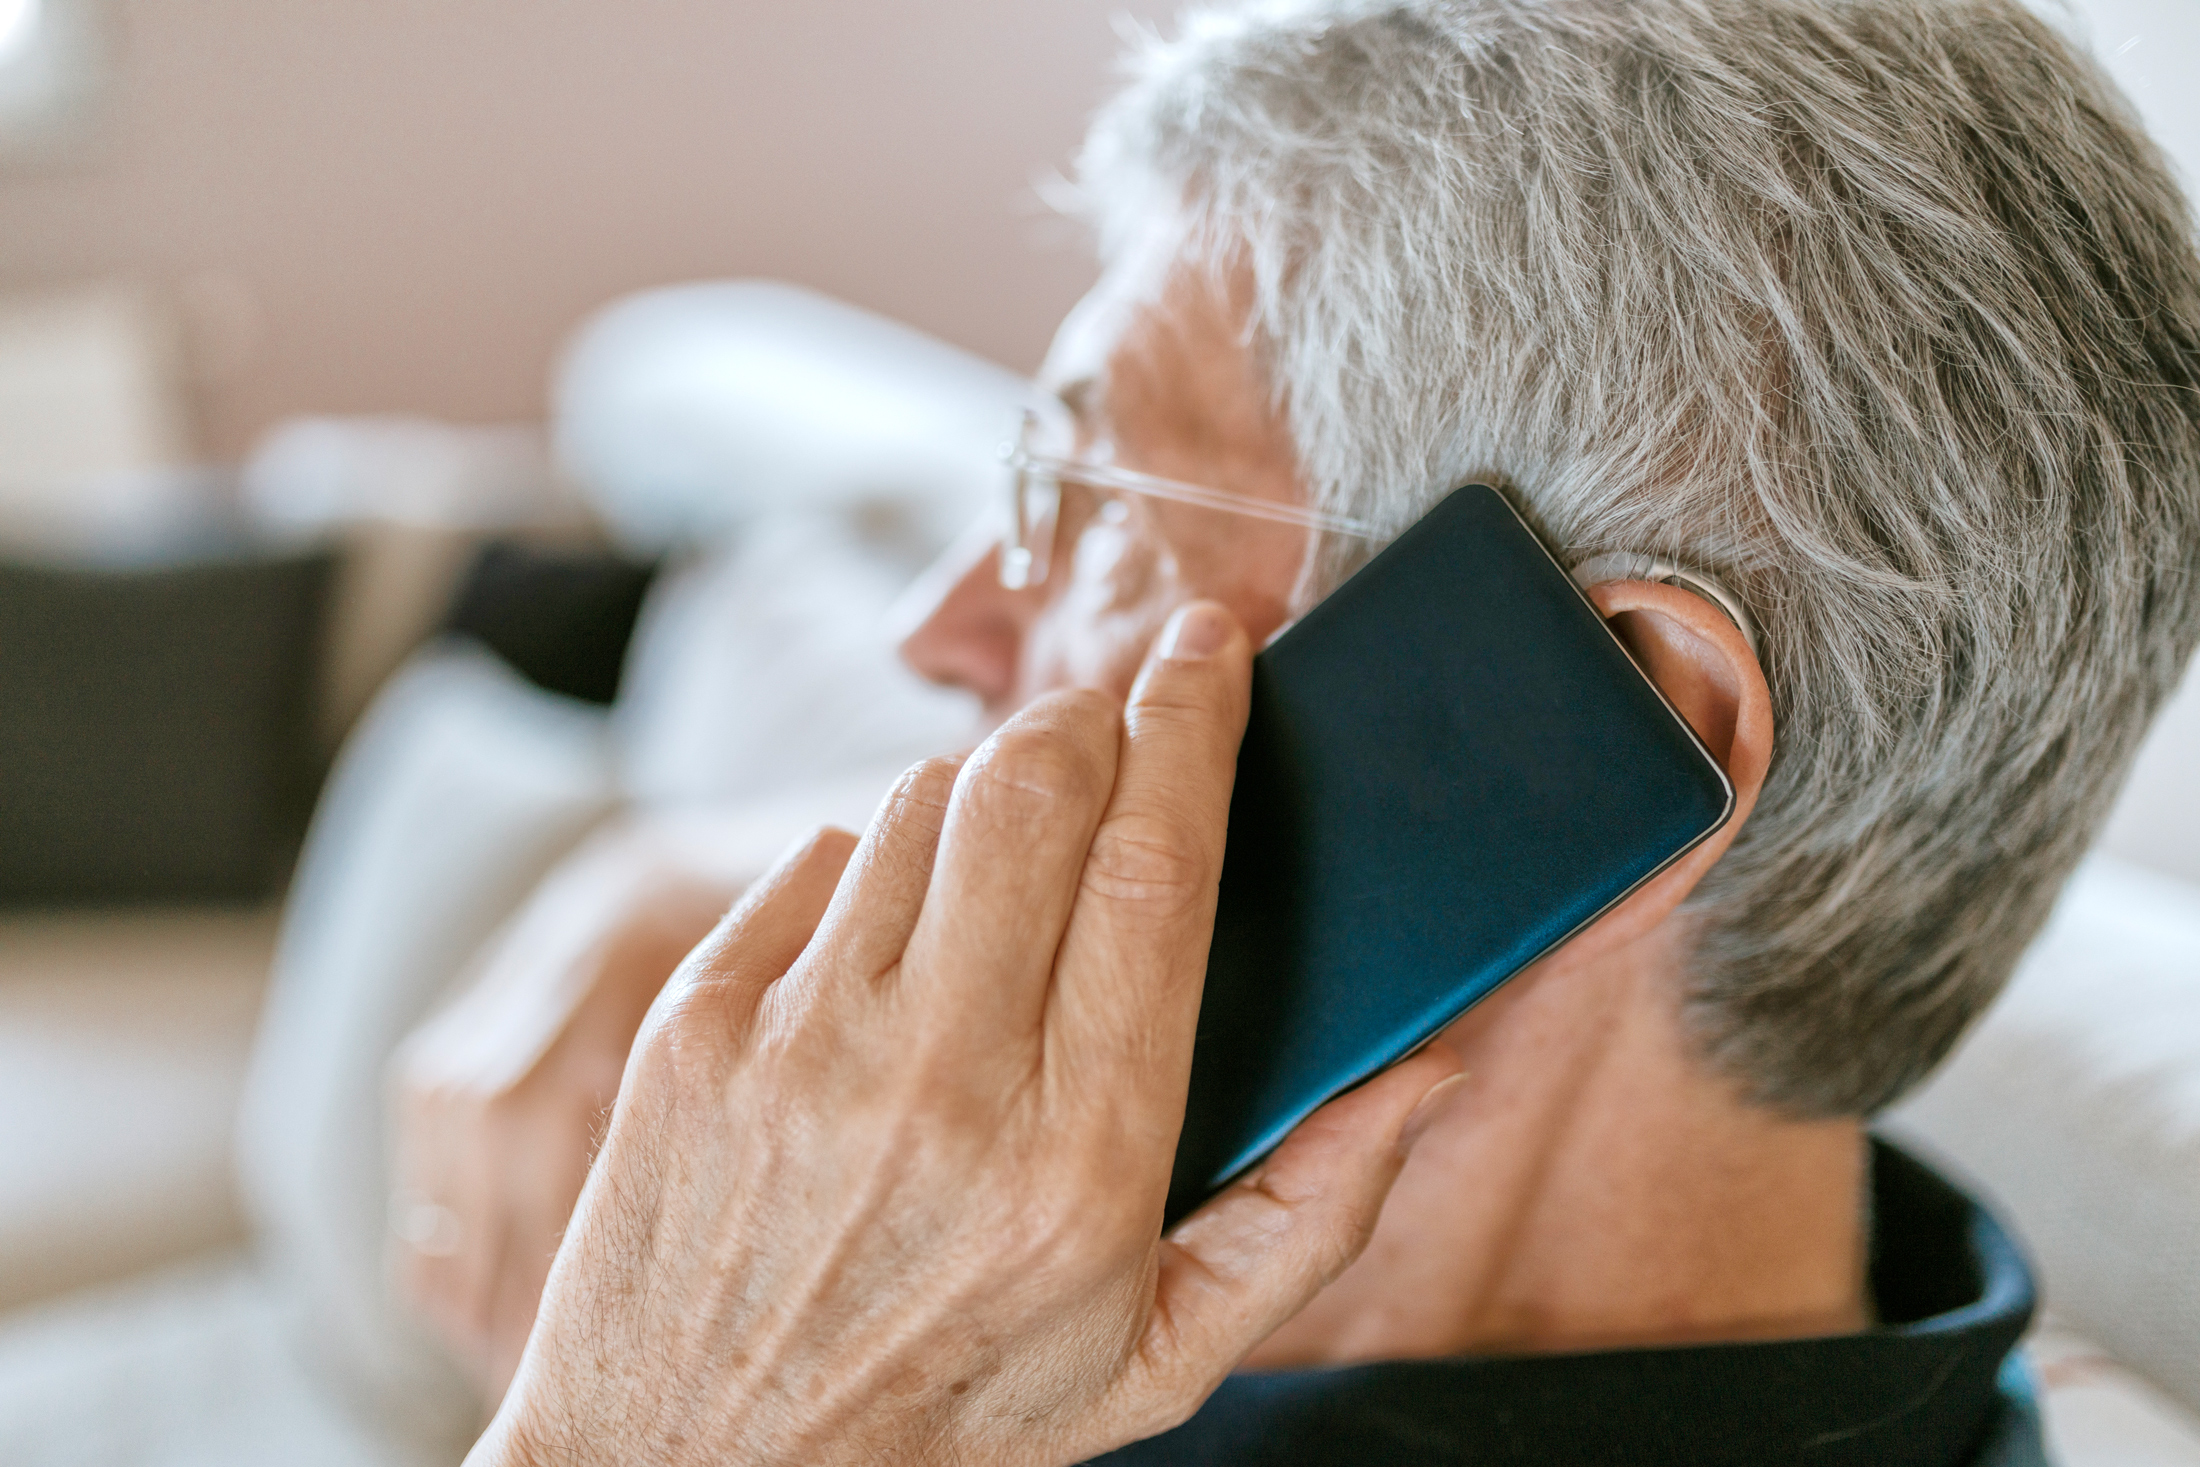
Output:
[1159,603,1231,660]
[1400,1073,1468,1152]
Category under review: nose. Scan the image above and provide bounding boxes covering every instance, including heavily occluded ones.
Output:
[892,517,1027,709]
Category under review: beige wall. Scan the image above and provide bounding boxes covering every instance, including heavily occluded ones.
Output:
[0,0,1171,458]
[6,1,2188,467]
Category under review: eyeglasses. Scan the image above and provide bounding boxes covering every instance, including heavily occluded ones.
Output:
[997,408,1380,591]
[994,408,1761,658]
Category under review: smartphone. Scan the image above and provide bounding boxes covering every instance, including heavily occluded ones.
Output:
[1164,484,1734,1225]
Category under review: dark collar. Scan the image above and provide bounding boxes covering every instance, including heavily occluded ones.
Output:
[1094,1141,2038,1467]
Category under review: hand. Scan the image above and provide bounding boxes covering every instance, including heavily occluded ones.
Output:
[392,837,740,1396]
[472,603,1466,1467]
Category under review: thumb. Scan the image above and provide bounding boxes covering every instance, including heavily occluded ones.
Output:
[1127,1044,1467,1407]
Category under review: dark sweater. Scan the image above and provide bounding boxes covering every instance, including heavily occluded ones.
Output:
[1095,1142,2046,1467]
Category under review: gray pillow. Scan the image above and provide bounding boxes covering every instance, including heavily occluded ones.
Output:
[0,545,333,903]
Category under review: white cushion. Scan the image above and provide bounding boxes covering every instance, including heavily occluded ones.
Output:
[614,515,978,809]
[1888,857,2200,1420]
[0,909,276,1313]
[234,646,617,1452]
[2031,1319,2200,1467]
[553,280,1024,555]
[0,1254,431,1467]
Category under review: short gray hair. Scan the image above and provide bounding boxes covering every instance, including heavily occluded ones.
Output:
[1076,0,2200,1114]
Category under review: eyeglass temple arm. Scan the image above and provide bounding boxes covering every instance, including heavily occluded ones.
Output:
[1020,450,1382,539]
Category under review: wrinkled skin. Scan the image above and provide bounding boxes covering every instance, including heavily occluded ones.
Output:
[471,607,1466,1466]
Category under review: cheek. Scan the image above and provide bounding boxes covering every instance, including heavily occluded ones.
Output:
[1018,522,1185,702]
[1137,500,1308,647]
[1178,520,1304,646]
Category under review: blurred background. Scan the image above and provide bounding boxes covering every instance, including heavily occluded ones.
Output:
[0,2,2196,1464]
[0,0,1177,455]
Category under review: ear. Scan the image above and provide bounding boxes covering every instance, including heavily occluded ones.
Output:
[1552,578,1775,964]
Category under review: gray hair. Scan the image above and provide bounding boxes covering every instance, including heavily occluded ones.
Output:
[1076,0,2200,1115]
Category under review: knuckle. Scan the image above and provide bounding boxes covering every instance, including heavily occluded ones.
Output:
[1125,681,1211,727]
[1080,813,1212,912]
[893,754,964,813]
[1245,1160,1372,1286]
[1040,684,1123,728]
[1312,1201,1379,1284]
[852,759,963,886]
[632,986,731,1086]
[790,821,861,869]
[962,726,1109,819]
[1128,671,1240,741]
[1301,1227,1373,1293]
[870,758,961,851]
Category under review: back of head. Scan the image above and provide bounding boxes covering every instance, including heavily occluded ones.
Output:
[1079,0,2200,1114]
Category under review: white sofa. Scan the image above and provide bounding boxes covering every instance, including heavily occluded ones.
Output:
[2,282,2196,1465]
[1885,858,2200,1462]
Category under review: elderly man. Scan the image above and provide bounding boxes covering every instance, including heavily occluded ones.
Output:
[402,0,2200,1462]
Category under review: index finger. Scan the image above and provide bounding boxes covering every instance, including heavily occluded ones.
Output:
[1045,602,1250,1128]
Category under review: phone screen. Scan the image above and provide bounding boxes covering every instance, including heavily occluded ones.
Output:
[1165,485,1733,1225]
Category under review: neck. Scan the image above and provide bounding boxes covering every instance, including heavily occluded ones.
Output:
[1246,925,1869,1367]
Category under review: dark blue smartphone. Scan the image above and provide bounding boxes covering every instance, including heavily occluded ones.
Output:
[1164,484,1734,1225]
